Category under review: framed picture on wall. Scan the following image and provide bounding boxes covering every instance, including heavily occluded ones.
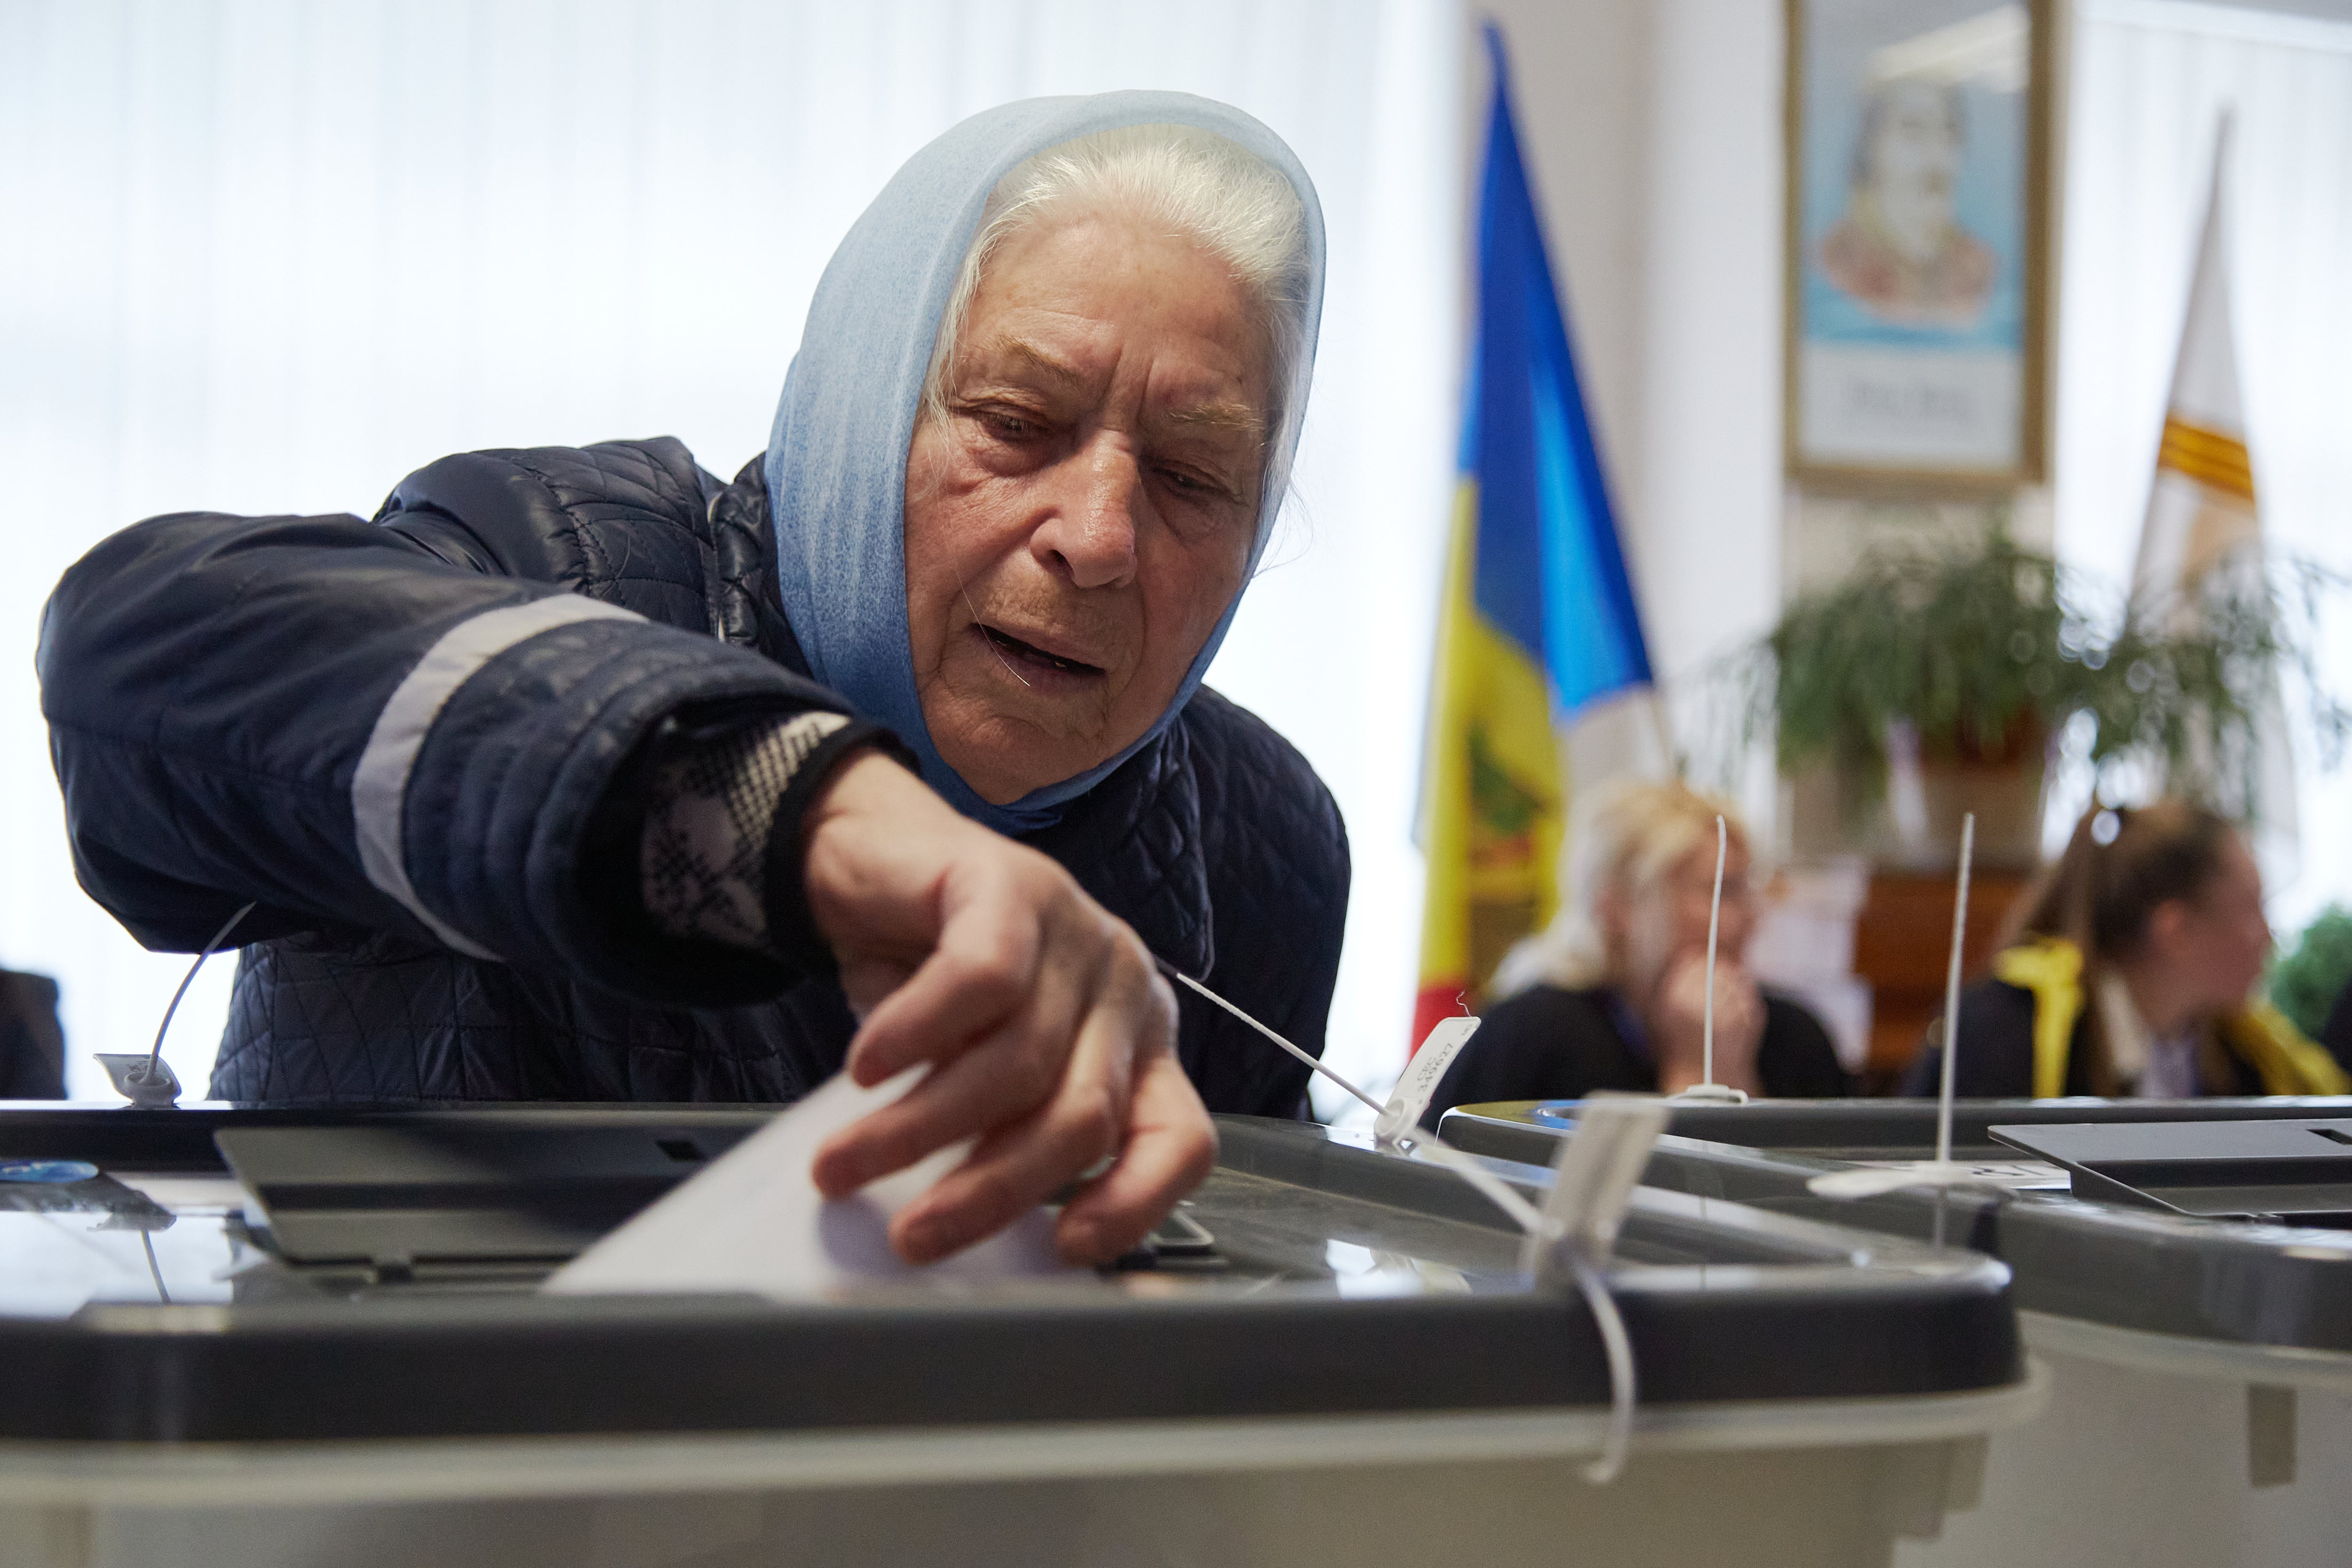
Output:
[1786,0,2052,489]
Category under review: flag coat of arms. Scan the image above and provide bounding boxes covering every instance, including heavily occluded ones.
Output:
[1413,28,1661,1047]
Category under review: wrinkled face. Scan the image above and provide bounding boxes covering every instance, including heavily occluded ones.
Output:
[904,214,1271,804]
[1607,839,1756,1004]
[2154,832,2272,1011]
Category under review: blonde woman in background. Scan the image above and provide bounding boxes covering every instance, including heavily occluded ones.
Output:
[1423,781,1849,1125]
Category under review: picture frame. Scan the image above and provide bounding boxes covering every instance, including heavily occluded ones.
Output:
[1785,0,2053,492]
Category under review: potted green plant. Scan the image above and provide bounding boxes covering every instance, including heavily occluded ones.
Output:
[1736,525,2344,864]
[2271,906,2352,1039]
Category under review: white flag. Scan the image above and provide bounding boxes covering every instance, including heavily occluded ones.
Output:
[2130,116,2297,883]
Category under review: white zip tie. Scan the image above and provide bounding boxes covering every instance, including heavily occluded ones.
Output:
[1401,1127,1637,1481]
[1670,815,1745,1104]
[139,901,256,1095]
[1564,1246,1639,1483]
[1809,813,1989,1200]
[1154,958,1385,1116]
[1935,814,1976,1167]
[1398,1130,1558,1239]
[1160,958,1640,1483]
[1702,816,1724,1088]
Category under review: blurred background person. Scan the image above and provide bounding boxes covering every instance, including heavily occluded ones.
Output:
[1424,780,1848,1121]
[0,967,64,1099]
[1904,799,2350,1099]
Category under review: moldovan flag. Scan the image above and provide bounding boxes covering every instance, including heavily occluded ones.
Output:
[2130,118,2296,865]
[1412,27,1665,1048]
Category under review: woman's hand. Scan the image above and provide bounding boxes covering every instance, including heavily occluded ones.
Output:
[796,752,1216,1265]
[1650,951,1765,1095]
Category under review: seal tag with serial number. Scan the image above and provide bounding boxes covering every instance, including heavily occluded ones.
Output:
[1374,1016,1482,1146]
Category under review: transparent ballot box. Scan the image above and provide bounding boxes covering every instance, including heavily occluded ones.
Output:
[1439,1097,2352,1568]
[0,1103,2038,1568]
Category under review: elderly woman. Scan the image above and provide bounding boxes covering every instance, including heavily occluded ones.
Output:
[38,94,1348,1267]
[1902,800,2347,1098]
[1424,781,1846,1120]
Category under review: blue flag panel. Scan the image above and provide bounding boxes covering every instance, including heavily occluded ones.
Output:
[1462,24,1653,719]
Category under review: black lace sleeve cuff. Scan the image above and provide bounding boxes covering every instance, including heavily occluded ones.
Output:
[621,703,913,998]
[756,720,914,980]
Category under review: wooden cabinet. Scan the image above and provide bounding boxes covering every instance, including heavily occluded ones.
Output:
[1851,870,2033,1092]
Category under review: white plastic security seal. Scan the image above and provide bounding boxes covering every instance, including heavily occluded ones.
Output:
[95,899,256,1109]
[1669,816,1748,1105]
[95,1053,183,1108]
[1810,812,1996,1200]
[1526,1095,1669,1484]
[1526,1096,1670,1274]
[1374,1015,1482,1147]
[1137,958,1662,1485]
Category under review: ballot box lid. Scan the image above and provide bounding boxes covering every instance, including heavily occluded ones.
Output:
[0,1106,2020,1443]
[1439,1100,2352,1357]
[1988,1117,2352,1225]
[1439,1096,2352,1164]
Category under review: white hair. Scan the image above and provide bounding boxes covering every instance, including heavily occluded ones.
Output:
[1488,779,1752,1000]
[919,123,1312,513]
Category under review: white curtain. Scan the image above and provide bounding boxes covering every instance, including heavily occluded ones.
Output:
[0,0,1463,1100]
[2054,0,2352,931]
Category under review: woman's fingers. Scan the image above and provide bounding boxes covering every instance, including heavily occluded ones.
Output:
[855,942,1173,1264]
[794,748,1201,1266]
[839,879,1044,1085]
[810,951,1097,1198]
[885,1025,1136,1264]
[1054,1047,1216,1263]
[834,955,919,1021]
[887,983,1198,1266]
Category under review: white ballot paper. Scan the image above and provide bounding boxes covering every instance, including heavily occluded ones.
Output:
[544,1069,1083,1300]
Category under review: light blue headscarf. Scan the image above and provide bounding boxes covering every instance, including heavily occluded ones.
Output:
[764,93,1326,834]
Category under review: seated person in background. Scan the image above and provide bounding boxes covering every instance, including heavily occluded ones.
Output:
[0,970,65,1099]
[1902,800,2349,1099]
[1424,781,1849,1123]
[38,96,1350,1265]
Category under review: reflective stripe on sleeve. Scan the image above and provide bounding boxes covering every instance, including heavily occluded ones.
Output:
[351,595,644,960]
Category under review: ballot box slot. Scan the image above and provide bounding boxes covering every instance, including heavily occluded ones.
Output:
[1989,1119,2352,1225]
[0,1104,786,1178]
[250,1177,683,1210]
[215,1125,766,1266]
[1510,1096,2352,1162]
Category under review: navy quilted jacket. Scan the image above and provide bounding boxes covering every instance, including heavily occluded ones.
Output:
[38,439,1350,1113]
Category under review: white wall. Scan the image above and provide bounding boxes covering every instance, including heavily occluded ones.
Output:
[0,0,1464,1100]
[1633,3,1789,707]
[1464,2,1659,524]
